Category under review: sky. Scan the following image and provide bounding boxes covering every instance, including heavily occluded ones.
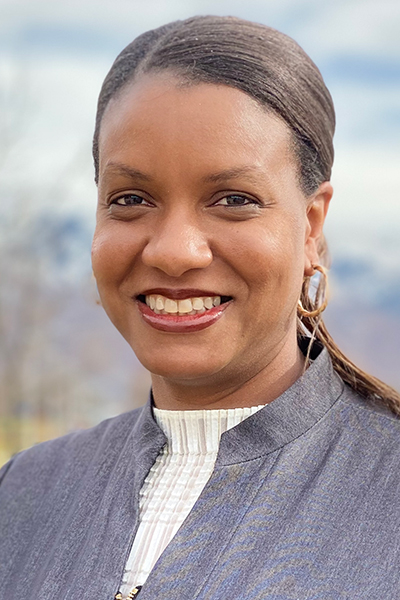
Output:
[1,0,399,270]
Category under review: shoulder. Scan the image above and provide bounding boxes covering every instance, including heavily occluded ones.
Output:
[0,406,145,489]
[335,382,400,448]
[339,382,400,422]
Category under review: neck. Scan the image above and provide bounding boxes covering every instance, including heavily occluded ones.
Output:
[151,337,305,410]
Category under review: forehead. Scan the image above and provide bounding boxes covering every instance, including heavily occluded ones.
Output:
[98,73,296,181]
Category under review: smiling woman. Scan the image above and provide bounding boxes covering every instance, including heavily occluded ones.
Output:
[1,15,400,600]
[92,78,321,398]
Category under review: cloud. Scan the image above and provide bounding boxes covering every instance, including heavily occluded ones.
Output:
[326,145,400,268]
[290,0,400,61]
[1,0,399,61]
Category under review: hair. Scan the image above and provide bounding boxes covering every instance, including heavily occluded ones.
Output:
[93,15,400,415]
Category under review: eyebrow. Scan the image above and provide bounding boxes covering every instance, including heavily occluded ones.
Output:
[102,163,263,184]
[102,162,153,181]
[201,166,264,184]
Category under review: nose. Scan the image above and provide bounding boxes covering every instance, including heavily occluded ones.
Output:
[141,214,213,277]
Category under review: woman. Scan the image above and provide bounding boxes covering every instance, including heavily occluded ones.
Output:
[1,15,400,600]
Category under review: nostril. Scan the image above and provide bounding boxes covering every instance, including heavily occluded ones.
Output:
[141,231,213,277]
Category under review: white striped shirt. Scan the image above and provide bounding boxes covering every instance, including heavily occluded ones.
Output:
[119,404,265,597]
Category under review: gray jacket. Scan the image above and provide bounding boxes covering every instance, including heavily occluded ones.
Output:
[1,347,400,599]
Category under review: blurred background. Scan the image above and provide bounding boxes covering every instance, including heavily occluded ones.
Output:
[0,0,399,466]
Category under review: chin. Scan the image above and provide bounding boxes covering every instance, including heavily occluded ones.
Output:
[132,346,231,383]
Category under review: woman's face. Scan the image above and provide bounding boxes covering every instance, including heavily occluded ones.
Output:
[92,74,330,388]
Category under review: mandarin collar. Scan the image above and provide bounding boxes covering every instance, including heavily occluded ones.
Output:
[136,343,344,469]
[217,344,344,465]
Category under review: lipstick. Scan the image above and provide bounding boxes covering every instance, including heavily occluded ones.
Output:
[136,298,231,333]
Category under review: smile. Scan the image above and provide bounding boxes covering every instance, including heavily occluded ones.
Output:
[136,293,232,333]
[144,294,222,315]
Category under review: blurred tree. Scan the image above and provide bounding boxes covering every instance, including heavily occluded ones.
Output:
[0,66,149,465]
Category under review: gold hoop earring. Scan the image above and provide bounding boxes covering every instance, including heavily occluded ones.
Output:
[92,272,102,307]
[297,264,328,319]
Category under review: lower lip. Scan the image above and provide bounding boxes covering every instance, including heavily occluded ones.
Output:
[136,299,231,333]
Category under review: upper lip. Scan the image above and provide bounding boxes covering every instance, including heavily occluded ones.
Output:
[137,288,228,300]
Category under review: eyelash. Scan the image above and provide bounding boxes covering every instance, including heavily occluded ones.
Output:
[214,194,259,207]
[110,194,151,207]
[110,193,259,208]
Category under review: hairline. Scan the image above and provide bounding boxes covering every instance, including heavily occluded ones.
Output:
[95,66,311,197]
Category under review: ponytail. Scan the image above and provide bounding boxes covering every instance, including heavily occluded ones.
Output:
[299,236,400,416]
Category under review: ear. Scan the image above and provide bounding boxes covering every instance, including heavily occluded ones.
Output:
[304,181,333,277]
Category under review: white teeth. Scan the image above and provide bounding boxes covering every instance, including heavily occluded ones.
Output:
[164,298,178,314]
[192,297,204,311]
[204,297,213,310]
[155,296,165,311]
[144,294,224,315]
[178,299,193,313]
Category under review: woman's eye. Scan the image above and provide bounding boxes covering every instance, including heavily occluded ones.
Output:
[216,195,257,207]
[111,194,149,206]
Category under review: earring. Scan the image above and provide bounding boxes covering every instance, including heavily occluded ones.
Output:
[92,272,102,306]
[297,264,328,319]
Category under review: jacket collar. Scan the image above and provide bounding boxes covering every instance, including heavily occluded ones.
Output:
[134,342,344,469]
[217,343,344,465]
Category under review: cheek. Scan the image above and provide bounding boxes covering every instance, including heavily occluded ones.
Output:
[227,217,305,289]
[91,224,135,289]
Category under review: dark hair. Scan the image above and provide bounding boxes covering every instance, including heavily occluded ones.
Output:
[93,15,400,415]
[93,16,335,194]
